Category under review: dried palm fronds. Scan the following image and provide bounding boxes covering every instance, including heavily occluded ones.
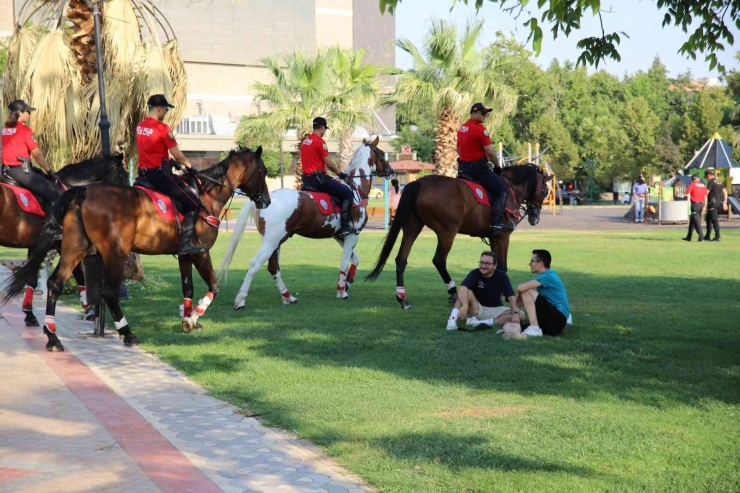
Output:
[163,40,187,127]
[2,27,41,106]
[18,29,85,169]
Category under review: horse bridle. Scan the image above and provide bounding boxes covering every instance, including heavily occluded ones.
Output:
[501,166,549,219]
[192,153,265,204]
[346,143,394,186]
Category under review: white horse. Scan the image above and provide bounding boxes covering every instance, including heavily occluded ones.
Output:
[218,137,393,309]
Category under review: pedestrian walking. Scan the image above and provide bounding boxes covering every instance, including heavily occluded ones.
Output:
[682,174,708,242]
[704,170,728,242]
[632,176,648,223]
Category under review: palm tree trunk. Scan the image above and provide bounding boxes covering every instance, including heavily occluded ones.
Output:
[338,128,354,168]
[294,153,303,190]
[434,107,459,177]
[67,0,97,85]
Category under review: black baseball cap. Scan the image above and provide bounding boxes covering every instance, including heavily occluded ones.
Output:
[8,100,36,113]
[312,117,329,129]
[470,102,492,114]
[705,169,716,176]
[691,173,700,179]
[147,94,175,108]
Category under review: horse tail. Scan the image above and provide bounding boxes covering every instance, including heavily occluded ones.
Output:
[2,186,87,304]
[365,179,422,282]
[216,199,255,284]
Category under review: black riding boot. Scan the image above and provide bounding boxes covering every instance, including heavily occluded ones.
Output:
[490,194,514,233]
[178,212,207,256]
[336,200,354,238]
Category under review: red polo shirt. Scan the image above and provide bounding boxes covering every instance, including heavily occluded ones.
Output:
[136,117,177,170]
[2,123,38,166]
[457,119,492,162]
[686,181,708,203]
[300,132,329,174]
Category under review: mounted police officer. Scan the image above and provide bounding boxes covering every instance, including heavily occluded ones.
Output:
[300,117,354,238]
[1,100,60,212]
[457,103,511,232]
[136,94,205,256]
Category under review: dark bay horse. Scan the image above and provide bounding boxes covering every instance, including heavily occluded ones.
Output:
[3,148,270,351]
[0,154,129,325]
[366,164,552,309]
[218,138,394,308]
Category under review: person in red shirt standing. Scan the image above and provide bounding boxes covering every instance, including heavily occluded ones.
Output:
[300,117,354,238]
[682,173,708,242]
[136,94,205,256]
[1,100,60,209]
[457,103,511,232]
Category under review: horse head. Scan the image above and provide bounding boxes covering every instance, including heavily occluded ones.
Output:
[345,136,394,198]
[524,164,553,226]
[501,164,552,226]
[234,146,271,209]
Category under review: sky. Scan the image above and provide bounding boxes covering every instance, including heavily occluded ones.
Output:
[393,0,740,80]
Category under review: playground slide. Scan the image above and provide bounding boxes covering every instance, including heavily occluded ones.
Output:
[729,195,740,215]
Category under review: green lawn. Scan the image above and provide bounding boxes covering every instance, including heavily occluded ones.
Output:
[8,229,740,492]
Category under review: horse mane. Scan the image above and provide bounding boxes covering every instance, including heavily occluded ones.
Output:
[198,147,251,189]
[60,153,123,172]
[345,144,371,174]
[503,163,541,198]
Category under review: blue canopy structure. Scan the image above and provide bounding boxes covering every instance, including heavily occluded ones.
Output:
[684,133,739,170]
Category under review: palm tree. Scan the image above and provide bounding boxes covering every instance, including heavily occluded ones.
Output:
[326,47,385,167]
[381,19,517,176]
[236,48,385,188]
[2,0,186,169]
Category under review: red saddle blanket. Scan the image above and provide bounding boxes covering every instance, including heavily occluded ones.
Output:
[0,182,45,217]
[306,192,341,215]
[460,179,491,207]
[136,186,184,222]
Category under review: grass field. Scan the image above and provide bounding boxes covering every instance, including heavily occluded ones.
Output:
[6,228,740,492]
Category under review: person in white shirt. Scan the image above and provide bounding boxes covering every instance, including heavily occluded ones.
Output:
[632,176,649,223]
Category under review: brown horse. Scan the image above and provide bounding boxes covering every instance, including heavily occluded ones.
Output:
[3,147,270,351]
[366,164,552,308]
[218,138,394,309]
[0,154,129,325]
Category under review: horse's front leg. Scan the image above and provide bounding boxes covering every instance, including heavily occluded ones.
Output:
[493,232,512,273]
[336,234,359,300]
[183,251,218,332]
[335,238,360,292]
[178,255,197,332]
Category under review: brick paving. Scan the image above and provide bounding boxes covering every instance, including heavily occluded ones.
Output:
[0,267,374,493]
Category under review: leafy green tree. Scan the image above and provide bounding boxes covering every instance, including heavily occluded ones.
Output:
[625,57,671,120]
[379,0,740,72]
[652,125,684,174]
[381,19,516,176]
[619,97,661,177]
[679,89,725,156]
[391,125,436,162]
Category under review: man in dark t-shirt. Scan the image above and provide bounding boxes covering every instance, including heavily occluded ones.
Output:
[704,170,728,241]
[446,251,519,330]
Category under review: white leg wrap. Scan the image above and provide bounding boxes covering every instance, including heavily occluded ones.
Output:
[114,317,129,330]
[446,280,456,291]
[194,292,214,316]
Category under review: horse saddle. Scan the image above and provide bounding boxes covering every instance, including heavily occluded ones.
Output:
[456,174,491,207]
[134,178,184,222]
[305,191,342,215]
[0,168,49,216]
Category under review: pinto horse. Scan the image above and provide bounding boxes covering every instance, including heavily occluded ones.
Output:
[366,164,552,308]
[0,154,129,325]
[3,147,270,351]
[218,137,394,309]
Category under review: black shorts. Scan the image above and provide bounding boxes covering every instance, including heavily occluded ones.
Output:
[535,295,567,336]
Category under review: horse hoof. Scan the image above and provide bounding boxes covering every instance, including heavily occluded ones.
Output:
[123,333,139,346]
[336,292,349,300]
[46,341,65,352]
[82,308,96,321]
[181,320,193,333]
[194,322,203,331]
[25,314,39,327]
[396,295,411,310]
[234,299,246,310]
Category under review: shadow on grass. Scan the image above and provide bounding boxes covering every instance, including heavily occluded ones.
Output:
[111,262,740,413]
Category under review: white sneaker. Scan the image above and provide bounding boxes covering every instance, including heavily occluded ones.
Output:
[522,325,543,337]
[446,320,458,331]
[466,317,481,327]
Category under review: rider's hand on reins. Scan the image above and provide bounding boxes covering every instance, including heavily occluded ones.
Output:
[337,172,348,181]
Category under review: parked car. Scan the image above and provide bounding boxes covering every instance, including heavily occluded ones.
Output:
[370,187,384,199]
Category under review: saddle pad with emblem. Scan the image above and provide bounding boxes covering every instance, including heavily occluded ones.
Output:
[136,186,184,222]
[0,182,45,217]
[460,179,491,207]
[306,192,341,216]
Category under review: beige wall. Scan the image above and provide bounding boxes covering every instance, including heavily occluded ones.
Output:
[182,64,274,117]
[315,0,353,49]
[0,0,13,38]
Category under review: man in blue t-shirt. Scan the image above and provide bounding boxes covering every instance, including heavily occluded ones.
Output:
[446,251,519,330]
[509,249,570,338]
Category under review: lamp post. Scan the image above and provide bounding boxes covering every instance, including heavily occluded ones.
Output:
[91,0,108,336]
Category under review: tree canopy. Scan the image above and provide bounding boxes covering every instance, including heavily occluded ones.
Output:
[379,0,740,72]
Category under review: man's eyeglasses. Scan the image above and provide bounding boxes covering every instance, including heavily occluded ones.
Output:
[529,258,541,264]
[479,261,494,266]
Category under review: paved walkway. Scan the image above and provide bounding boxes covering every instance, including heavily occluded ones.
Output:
[0,268,374,493]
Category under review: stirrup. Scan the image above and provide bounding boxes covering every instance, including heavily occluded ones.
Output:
[491,222,515,233]
[334,226,355,238]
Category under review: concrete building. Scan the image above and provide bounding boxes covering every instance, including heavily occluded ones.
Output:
[3,0,397,175]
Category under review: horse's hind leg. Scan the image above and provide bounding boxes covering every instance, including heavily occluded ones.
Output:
[267,246,296,305]
[184,251,218,331]
[22,248,39,327]
[234,237,280,310]
[71,263,94,319]
[99,250,137,346]
[394,217,424,309]
[432,232,458,303]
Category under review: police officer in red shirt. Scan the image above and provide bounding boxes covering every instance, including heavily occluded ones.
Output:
[457,103,510,232]
[682,173,708,242]
[136,94,205,256]
[1,100,60,209]
[300,117,354,238]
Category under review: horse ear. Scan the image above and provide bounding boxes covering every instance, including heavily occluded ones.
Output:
[255,146,263,160]
[362,138,368,145]
[372,136,380,146]
[546,174,554,183]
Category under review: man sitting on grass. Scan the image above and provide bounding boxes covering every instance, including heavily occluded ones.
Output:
[446,251,520,331]
[506,249,570,338]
